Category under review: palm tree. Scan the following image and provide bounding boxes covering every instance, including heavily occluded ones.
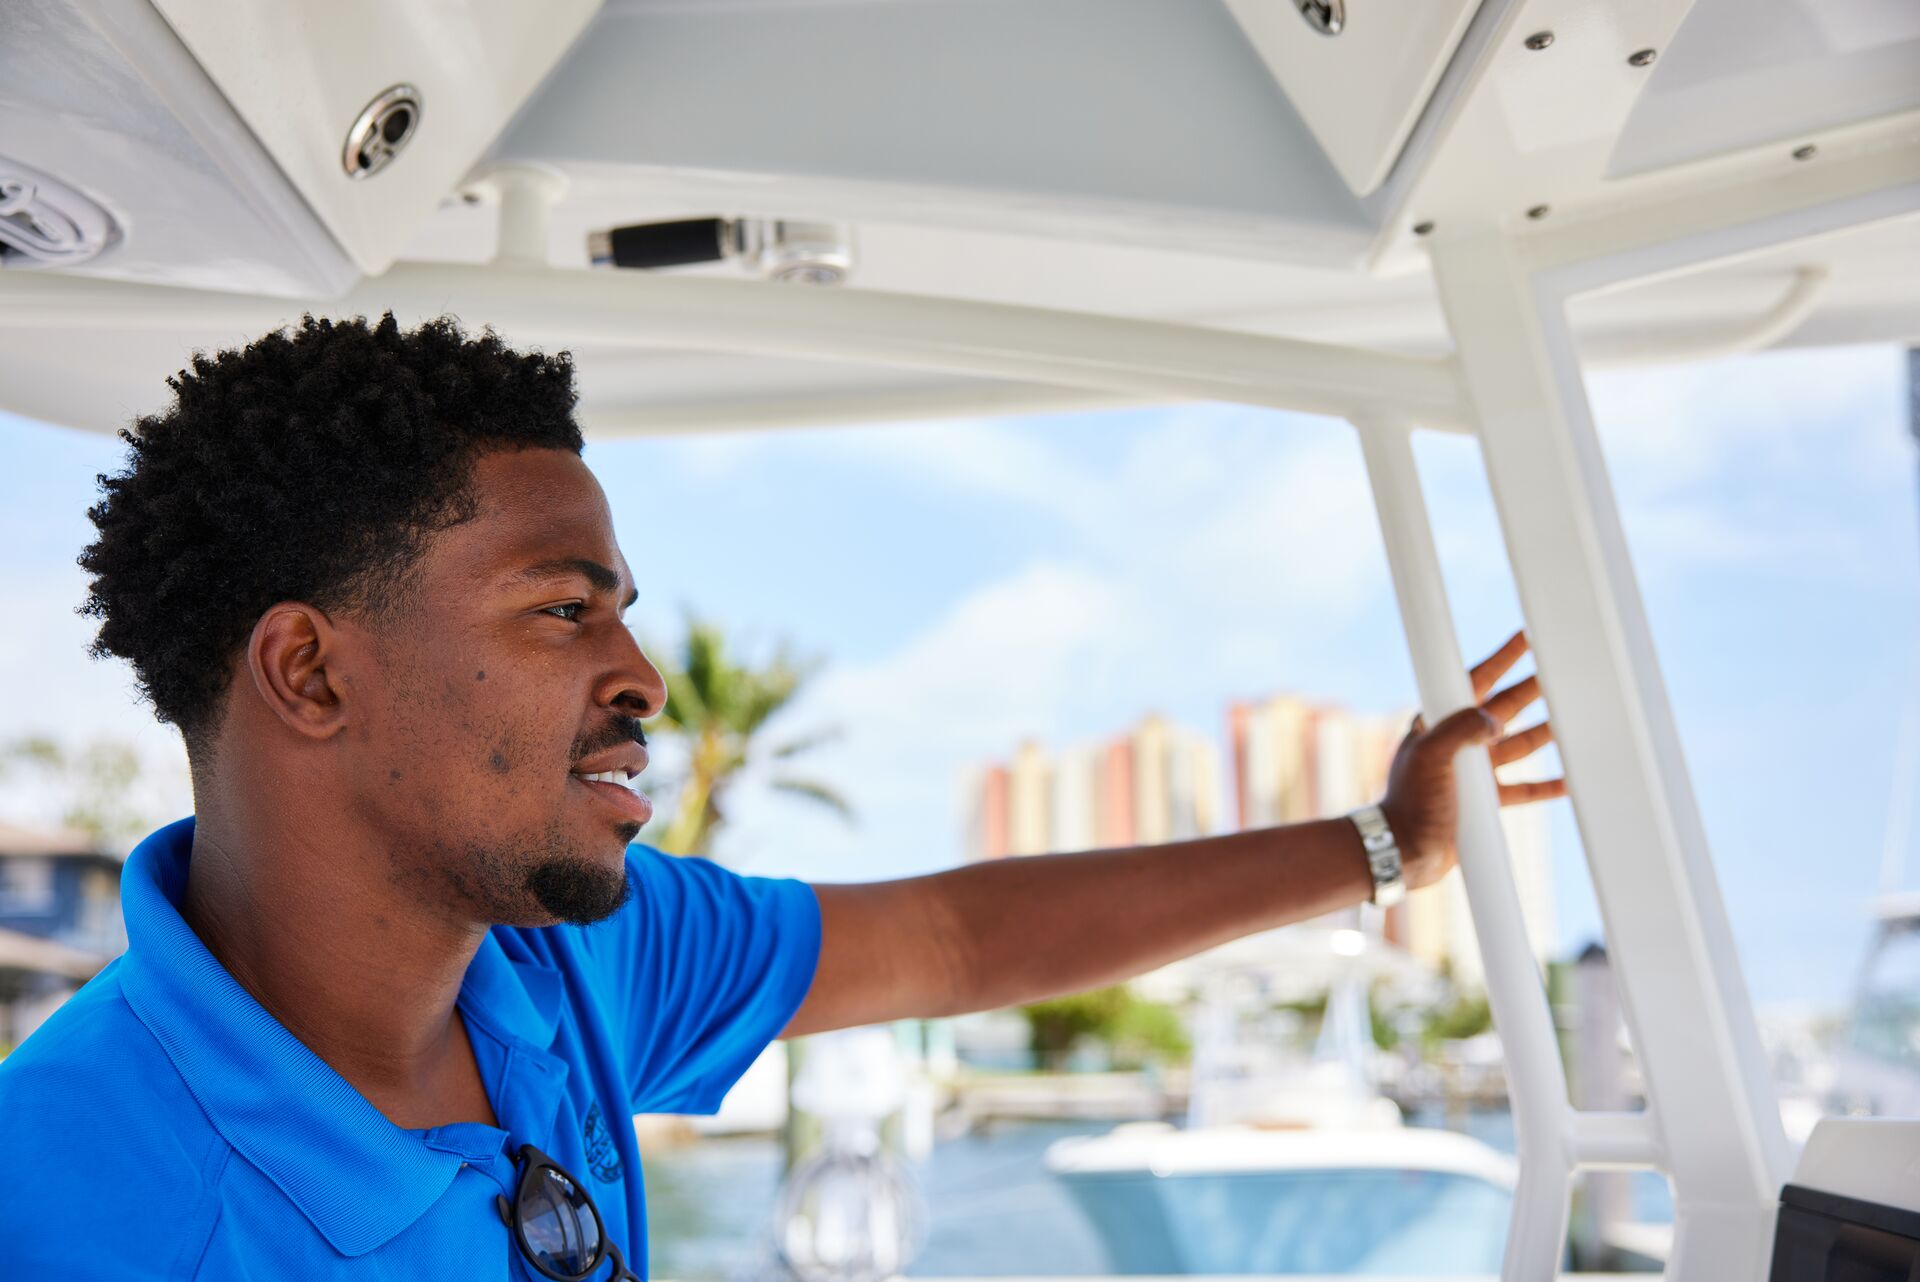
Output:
[645,614,851,858]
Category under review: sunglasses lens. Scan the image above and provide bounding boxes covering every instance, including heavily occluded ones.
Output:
[518,1163,602,1277]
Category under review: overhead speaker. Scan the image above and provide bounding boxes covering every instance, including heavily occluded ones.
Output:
[0,156,117,269]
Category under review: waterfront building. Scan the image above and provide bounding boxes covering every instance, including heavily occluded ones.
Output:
[1007,739,1054,857]
[963,715,1222,859]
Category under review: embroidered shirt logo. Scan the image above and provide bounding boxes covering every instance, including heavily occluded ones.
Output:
[582,1101,623,1184]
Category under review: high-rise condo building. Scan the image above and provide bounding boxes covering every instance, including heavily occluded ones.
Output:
[962,714,1222,860]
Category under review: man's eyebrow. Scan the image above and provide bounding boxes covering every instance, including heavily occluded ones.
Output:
[507,557,640,611]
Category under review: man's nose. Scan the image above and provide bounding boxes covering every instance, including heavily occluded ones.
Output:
[605,630,669,720]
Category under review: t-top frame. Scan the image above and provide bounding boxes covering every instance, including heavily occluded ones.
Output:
[3,151,1919,1282]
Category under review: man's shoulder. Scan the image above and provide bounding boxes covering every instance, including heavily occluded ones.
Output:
[0,965,225,1200]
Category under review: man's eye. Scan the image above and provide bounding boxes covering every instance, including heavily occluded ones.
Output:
[543,603,584,621]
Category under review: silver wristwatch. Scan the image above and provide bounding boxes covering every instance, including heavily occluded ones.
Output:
[1349,804,1406,908]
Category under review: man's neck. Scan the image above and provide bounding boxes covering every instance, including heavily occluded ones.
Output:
[180,809,492,1125]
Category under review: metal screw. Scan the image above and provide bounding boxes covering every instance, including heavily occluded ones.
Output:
[1792,144,1817,161]
[1526,204,1551,221]
[1296,0,1344,36]
[1412,221,1435,237]
[1628,48,1657,67]
[1525,31,1555,51]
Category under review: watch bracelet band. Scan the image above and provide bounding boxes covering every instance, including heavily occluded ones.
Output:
[1349,803,1406,908]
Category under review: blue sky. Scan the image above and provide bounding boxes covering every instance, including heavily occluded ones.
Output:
[1,343,1912,1011]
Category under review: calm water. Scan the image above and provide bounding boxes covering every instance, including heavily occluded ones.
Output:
[639,1110,1673,1279]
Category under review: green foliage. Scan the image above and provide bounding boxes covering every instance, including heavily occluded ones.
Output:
[1110,997,1191,1069]
[0,735,155,849]
[1274,989,1402,1051]
[1370,999,1401,1051]
[1020,984,1190,1070]
[1273,994,1328,1020]
[1022,986,1127,1067]
[642,614,850,858]
[1421,992,1494,1051]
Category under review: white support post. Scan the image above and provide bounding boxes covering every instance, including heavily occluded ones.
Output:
[1430,234,1792,1281]
[1353,413,1573,1282]
[483,165,569,269]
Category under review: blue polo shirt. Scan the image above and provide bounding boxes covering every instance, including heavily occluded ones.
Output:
[0,816,822,1279]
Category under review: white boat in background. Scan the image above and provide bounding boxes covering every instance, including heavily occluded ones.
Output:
[1049,938,1518,1275]
[1049,1123,1515,1276]
[6,2,1920,1277]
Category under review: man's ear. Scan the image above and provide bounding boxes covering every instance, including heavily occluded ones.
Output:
[244,602,349,741]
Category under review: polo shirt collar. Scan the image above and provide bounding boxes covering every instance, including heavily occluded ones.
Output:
[460,929,564,1049]
[116,816,564,1258]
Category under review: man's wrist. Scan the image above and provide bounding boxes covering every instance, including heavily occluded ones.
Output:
[1348,804,1406,908]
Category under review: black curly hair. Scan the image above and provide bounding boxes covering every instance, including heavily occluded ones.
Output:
[77,311,584,764]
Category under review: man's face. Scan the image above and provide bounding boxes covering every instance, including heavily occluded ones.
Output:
[347,446,667,928]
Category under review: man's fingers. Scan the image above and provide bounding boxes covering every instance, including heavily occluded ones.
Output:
[1482,673,1542,727]
[1498,777,1567,805]
[1490,719,1554,766]
[1422,703,1502,756]
[1469,629,1530,701]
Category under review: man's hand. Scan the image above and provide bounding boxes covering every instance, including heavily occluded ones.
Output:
[1379,629,1566,891]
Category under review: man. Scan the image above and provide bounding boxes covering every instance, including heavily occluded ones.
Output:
[0,313,1562,1279]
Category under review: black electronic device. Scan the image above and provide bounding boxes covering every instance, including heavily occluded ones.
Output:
[1769,1184,1920,1281]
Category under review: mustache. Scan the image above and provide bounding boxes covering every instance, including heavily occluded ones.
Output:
[577,716,647,760]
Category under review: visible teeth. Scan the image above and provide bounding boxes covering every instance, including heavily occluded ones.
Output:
[577,769,629,785]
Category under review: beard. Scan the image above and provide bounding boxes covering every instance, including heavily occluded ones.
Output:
[427,816,635,927]
[526,852,633,925]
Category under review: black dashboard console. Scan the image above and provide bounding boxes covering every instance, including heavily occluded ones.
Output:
[1771,1183,1920,1281]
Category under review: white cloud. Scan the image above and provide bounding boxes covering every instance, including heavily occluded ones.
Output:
[703,409,1415,880]
[722,560,1133,876]
[815,416,1106,516]
[1582,345,1912,577]
[802,560,1130,751]
[1588,344,1906,494]
[1405,346,1914,592]
[795,404,1389,628]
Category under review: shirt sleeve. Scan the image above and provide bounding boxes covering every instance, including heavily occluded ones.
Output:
[580,843,822,1116]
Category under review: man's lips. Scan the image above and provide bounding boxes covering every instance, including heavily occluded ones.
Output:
[572,743,650,778]
[570,773,654,826]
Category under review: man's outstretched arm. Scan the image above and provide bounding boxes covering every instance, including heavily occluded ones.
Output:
[781,631,1564,1039]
